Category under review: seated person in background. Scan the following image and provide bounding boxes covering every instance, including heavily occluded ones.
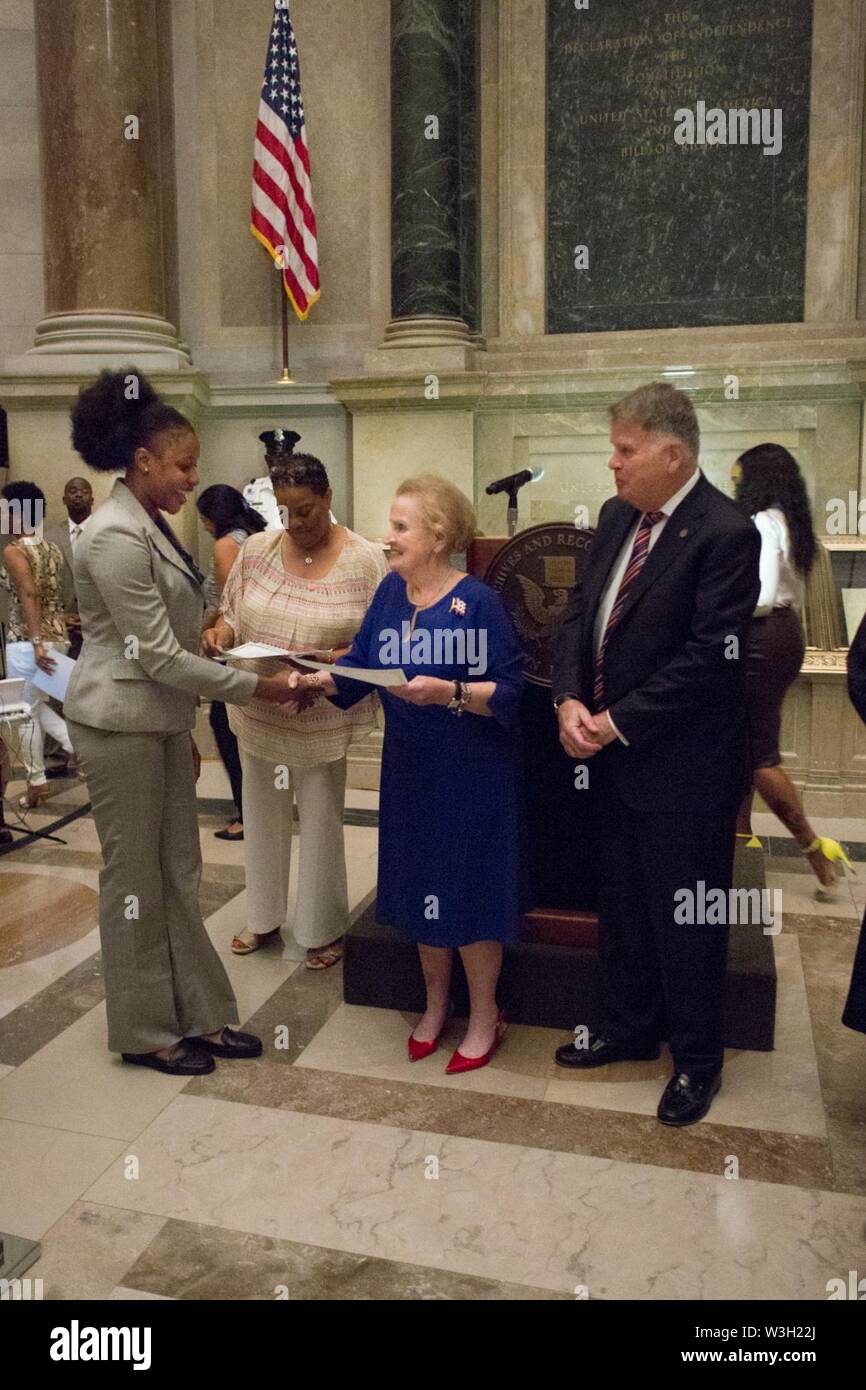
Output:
[0,480,75,808]
[0,741,12,845]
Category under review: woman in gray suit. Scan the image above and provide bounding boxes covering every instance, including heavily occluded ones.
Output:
[65,370,299,1076]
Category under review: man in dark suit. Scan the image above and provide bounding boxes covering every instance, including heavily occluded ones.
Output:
[551,382,760,1126]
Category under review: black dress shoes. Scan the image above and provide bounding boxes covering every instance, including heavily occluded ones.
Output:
[554,1032,661,1069]
[186,1027,263,1059]
[122,1041,215,1075]
[657,1070,722,1126]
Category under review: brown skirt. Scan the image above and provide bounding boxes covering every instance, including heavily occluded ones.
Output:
[743,607,805,771]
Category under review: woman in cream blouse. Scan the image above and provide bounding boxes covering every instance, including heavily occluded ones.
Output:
[203,455,387,967]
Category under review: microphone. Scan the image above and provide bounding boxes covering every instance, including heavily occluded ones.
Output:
[485,467,544,496]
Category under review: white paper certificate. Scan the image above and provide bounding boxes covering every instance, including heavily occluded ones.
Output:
[31,650,76,702]
[291,657,408,688]
[221,642,300,660]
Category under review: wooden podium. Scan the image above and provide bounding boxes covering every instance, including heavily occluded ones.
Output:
[467,532,600,949]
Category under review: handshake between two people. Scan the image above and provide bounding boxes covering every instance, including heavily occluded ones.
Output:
[201,621,337,712]
[557,698,618,760]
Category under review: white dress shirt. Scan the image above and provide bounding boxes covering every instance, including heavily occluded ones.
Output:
[68,515,89,546]
[243,475,283,531]
[593,469,702,658]
[591,468,702,744]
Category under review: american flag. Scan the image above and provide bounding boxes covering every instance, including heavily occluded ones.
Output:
[250,0,320,319]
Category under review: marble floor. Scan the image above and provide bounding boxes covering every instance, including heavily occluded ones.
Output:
[1,769,865,1301]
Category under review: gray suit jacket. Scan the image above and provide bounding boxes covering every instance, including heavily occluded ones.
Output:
[65,479,258,733]
[43,520,78,615]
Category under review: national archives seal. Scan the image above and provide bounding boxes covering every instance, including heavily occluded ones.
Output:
[484,523,595,687]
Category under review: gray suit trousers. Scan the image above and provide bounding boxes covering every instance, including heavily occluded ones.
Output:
[67,719,238,1053]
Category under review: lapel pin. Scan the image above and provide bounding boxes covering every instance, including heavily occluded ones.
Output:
[679,528,688,538]
[450,597,467,616]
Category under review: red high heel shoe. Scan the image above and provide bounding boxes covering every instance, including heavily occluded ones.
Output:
[445,1012,507,1075]
[408,1021,447,1062]
[408,1033,440,1062]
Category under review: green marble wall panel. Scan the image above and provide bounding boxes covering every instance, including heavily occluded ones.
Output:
[391,0,463,319]
[546,0,813,333]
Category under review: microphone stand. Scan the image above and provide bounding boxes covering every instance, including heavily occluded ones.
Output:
[507,486,520,538]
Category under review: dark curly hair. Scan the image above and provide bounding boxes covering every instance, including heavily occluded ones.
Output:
[1,479,45,508]
[269,453,330,497]
[197,484,266,540]
[734,443,817,577]
[70,368,194,473]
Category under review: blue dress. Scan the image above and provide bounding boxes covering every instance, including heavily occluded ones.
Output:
[330,572,526,947]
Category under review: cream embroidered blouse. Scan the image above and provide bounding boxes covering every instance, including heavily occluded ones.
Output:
[220,528,388,766]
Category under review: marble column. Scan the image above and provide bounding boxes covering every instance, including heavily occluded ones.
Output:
[28,0,187,368]
[373,0,478,369]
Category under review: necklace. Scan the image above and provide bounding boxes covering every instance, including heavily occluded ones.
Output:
[407,570,458,633]
[407,570,456,609]
[285,526,331,569]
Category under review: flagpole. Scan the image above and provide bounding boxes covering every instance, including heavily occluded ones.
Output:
[278,280,293,384]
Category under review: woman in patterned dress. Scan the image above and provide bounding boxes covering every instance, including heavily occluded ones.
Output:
[202,455,387,968]
[1,480,76,807]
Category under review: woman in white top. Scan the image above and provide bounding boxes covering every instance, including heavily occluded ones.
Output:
[732,444,852,898]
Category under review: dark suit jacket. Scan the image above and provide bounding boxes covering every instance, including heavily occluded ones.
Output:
[848,613,866,724]
[552,473,761,813]
[844,613,866,1032]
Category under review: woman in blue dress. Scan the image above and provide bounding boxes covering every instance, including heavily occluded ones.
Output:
[291,475,525,1074]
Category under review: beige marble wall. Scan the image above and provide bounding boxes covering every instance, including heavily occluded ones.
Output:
[804,0,866,322]
[193,393,351,566]
[0,407,114,523]
[0,0,43,363]
[172,0,391,381]
[475,394,863,538]
[495,0,545,341]
[347,408,476,542]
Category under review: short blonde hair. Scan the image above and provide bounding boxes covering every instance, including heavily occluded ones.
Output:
[395,474,476,552]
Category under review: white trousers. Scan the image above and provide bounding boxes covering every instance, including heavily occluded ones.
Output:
[5,641,74,784]
[240,749,349,951]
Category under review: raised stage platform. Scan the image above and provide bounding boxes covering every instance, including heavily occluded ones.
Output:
[343,843,777,1052]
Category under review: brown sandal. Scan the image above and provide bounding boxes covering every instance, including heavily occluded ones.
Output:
[19,782,53,809]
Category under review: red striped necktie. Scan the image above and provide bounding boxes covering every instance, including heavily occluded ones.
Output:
[593,510,665,710]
